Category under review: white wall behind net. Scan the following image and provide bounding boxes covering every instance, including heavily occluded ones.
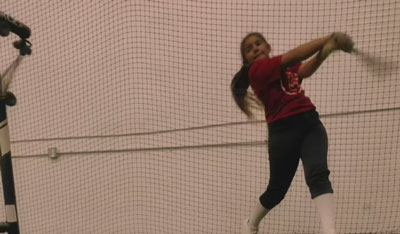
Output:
[0,0,399,234]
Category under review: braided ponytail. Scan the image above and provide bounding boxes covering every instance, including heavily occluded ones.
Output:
[231,65,252,117]
[231,32,268,118]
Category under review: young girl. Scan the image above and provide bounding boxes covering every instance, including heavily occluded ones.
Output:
[231,32,353,234]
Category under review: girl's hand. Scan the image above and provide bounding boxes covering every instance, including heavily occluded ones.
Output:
[320,32,354,60]
[319,37,337,60]
[332,32,354,53]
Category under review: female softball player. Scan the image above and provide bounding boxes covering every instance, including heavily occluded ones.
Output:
[231,32,353,234]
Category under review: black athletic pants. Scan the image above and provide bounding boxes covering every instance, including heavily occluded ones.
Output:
[260,110,333,210]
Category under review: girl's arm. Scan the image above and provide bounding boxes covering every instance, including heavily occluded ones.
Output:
[281,35,331,68]
[297,50,327,79]
[282,32,353,79]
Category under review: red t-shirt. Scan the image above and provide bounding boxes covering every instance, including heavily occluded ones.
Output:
[248,55,315,123]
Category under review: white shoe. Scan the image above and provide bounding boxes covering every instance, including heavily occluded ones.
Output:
[241,218,258,234]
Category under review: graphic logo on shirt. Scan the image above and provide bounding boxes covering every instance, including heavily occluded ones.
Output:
[281,71,302,95]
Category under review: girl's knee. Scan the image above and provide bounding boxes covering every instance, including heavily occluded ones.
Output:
[305,165,333,198]
[259,186,290,209]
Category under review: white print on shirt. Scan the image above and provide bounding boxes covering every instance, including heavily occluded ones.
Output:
[280,70,303,95]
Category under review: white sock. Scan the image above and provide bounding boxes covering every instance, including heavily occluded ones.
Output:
[248,200,270,228]
[313,193,337,234]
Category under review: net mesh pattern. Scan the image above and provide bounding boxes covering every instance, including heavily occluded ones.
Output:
[0,0,399,233]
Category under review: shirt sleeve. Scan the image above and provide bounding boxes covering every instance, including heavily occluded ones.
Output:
[248,55,282,91]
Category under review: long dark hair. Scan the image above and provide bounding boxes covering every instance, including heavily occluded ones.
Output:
[231,32,268,118]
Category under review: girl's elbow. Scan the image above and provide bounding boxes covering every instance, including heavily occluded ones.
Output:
[297,70,312,79]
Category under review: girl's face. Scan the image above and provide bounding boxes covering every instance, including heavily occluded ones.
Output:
[243,35,271,65]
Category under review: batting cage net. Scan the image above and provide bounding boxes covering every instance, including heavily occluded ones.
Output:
[0,1,399,233]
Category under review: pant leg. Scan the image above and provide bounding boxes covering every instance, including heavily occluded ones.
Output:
[300,121,333,199]
[260,128,301,209]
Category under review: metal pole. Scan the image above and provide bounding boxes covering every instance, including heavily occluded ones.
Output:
[0,95,20,234]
